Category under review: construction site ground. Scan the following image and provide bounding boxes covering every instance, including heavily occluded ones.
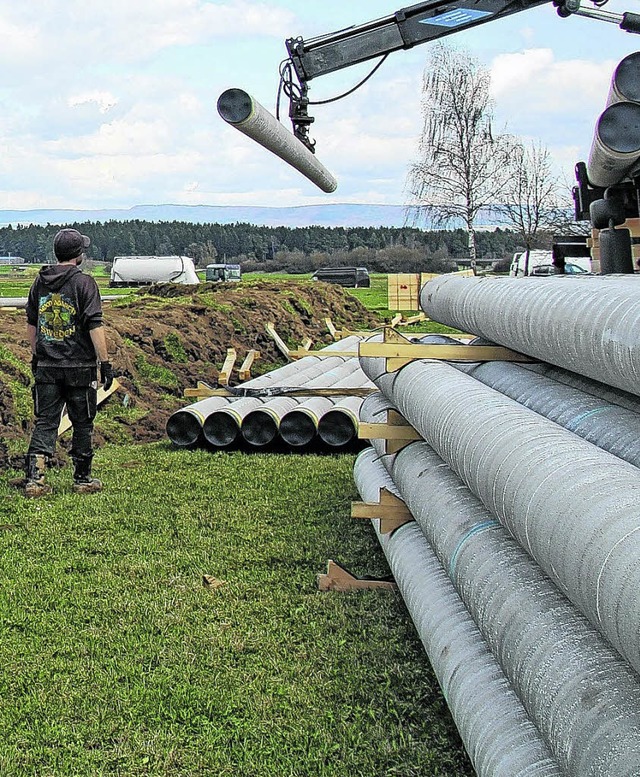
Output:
[0,279,381,470]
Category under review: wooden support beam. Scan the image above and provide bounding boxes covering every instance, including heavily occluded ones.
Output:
[325,318,339,340]
[359,327,535,372]
[239,350,260,382]
[289,349,359,359]
[351,487,414,534]
[358,421,421,443]
[301,337,313,351]
[218,348,237,387]
[390,313,403,327]
[58,379,121,436]
[183,381,216,398]
[317,559,396,592]
[265,322,291,361]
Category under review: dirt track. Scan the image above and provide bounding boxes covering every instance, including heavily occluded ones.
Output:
[0,279,380,469]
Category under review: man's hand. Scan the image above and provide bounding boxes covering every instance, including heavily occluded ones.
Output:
[100,361,114,391]
[31,354,38,374]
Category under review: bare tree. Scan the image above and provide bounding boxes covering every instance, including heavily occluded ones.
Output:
[498,139,566,273]
[406,43,512,266]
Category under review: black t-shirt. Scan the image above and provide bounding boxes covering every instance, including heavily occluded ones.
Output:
[26,264,103,368]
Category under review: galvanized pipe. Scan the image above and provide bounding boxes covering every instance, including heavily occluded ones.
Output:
[420,274,640,397]
[353,449,562,777]
[359,355,640,677]
[390,441,640,777]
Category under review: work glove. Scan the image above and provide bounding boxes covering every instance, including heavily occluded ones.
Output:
[100,361,114,391]
[31,354,38,374]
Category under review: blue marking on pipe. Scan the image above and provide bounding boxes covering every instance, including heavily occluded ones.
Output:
[449,520,499,576]
[567,407,607,428]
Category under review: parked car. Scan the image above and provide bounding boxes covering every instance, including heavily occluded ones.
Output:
[530,262,591,276]
[311,267,370,288]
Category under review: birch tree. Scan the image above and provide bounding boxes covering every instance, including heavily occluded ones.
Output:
[406,43,512,265]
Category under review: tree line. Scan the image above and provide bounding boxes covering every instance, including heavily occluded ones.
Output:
[0,220,529,273]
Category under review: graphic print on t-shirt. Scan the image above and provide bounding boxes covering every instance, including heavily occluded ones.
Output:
[39,293,77,340]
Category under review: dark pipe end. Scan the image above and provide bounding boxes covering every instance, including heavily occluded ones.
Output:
[280,412,317,447]
[241,411,278,447]
[203,412,240,447]
[318,411,357,447]
[217,88,253,125]
[166,411,202,448]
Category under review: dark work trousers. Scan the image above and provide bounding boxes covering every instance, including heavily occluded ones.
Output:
[28,367,98,459]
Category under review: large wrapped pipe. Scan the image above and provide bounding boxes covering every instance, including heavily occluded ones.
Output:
[217,89,337,193]
[353,450,562,777]
[420,274,640,397]
[390,441,640,777]
[457,359,640,468]
[316,396,362,448]
[586,101,640,187]
[523,361,640,413]
[358,355,640,677]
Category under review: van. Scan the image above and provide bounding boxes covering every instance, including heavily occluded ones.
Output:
[311,267,370,288]
[205,263,242,282]
[509,250,591,277]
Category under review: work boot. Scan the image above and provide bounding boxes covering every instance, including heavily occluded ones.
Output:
[24,453,52,498]
[72,456,103,494]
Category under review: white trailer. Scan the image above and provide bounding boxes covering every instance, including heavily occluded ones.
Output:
[110,256,200,287]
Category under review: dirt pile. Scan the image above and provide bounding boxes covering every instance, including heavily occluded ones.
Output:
[0,280,381,469]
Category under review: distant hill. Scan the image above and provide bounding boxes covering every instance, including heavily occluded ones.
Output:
[0,203,415,229]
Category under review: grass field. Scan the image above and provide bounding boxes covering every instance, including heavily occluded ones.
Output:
[0,268,473,775]
[0,446,472,776]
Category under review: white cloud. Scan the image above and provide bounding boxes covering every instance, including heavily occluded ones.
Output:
[68,91,119,114]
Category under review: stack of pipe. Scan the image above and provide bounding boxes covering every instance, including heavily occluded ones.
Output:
[166,335,373,451]
[355,273,640,776]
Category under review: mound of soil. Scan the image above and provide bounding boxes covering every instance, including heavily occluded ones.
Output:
[0,279,381,469]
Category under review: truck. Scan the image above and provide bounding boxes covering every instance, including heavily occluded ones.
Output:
[205,263,242,282]
[509,250,592,277]
[109,256,200,287]
[311,267,370,288]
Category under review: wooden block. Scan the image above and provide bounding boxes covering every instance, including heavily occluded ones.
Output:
[317,560,396,592]
[218,348,237,387]
[265,322,291,361]
[325,317,338,340]
[351,487,414,533]
[239,350,259,382]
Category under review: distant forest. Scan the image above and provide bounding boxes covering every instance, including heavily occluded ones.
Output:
[0,220,532,273]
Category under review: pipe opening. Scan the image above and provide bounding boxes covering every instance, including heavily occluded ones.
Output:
[203,411,240,447]
[166,411,203,448]
[280,411,317,447]
[241,410,279,447]
[318,410,357,447]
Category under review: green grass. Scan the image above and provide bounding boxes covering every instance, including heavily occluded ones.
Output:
[0,445,472,776]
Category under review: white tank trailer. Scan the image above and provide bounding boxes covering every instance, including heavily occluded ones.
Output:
[110,255,200,287]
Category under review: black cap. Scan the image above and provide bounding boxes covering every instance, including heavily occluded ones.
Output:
[53,228,90,261]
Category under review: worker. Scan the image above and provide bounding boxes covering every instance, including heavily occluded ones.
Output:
[24,228,114,497]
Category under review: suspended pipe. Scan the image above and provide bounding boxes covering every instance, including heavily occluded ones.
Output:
[387,441,640,777]
[353,449,563,777]
[358,354,640,677]
[454,358,640,468]
[420,274,640,397]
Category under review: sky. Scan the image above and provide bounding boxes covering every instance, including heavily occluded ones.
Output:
[0,0,638,211]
